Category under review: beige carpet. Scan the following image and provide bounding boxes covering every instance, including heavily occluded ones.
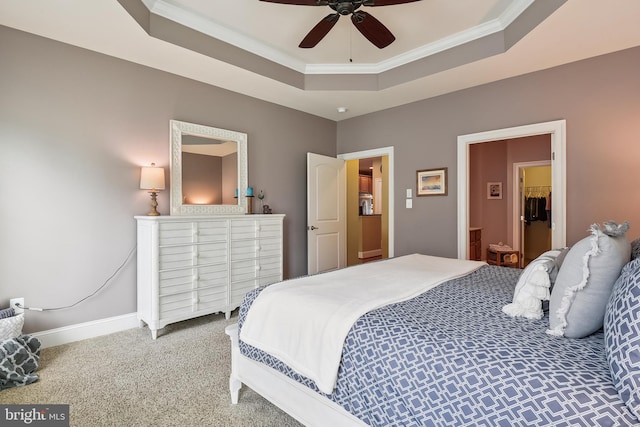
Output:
[1,312,302,427]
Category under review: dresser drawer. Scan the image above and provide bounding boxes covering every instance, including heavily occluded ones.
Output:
[159,241,227,270]
[158,221,228,246]
[159,222,195,246]
[231,259,258,282]
[195,263,228,289]
[230,239,258,261]
[229,280,257,308]
[230,220,259,240]
[159,245,194,270]
[258,238,281,258]
[258,220,283,239]
[159,291,193,319]
[194,220,228,243]
[195,286,227,311]
[258,275,281,286]
[258,256,282,278]
[159,268,194,296]
[230,218,282,240]
[194,242,228,266]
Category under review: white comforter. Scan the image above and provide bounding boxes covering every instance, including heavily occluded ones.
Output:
[240,254,486,394]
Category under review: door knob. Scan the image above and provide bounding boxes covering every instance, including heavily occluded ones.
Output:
[308,225,319,230]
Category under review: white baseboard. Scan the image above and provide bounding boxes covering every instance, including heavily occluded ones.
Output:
[32,312,138,349]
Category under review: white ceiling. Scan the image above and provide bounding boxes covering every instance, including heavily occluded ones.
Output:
[149,0,521,69]
[1,0,640,121]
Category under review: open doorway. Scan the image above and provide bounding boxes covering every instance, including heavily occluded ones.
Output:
[515,162,552,267]
[514,161,553,268]
[467,135,551,265]
[352,157,384,265]
[457,120,566,260]
[338,147,395,267]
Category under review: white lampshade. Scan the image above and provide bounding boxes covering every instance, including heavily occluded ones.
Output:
[140,163,165,191]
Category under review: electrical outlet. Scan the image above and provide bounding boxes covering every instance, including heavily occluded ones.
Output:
[10,297,24,314]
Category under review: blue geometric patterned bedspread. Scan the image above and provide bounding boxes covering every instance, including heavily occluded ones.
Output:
[238,264,638,426]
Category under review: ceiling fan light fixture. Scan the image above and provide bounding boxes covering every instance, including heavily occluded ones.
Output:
[260,0,419,49]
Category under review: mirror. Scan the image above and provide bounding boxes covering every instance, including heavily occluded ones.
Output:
[170,120,247,215]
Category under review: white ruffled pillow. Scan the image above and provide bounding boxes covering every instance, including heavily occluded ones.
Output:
[0,313,24,340]
[503,250,562,320]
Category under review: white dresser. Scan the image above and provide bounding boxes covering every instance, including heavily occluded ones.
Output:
[135,214,285,338]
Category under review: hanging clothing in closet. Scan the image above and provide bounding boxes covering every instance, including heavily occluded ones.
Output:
[524,188,551,226]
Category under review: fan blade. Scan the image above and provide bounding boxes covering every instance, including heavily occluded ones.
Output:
[351,11,395,49]
[299,13,340,48]
[259,0,324,5]
[362,0,421,5]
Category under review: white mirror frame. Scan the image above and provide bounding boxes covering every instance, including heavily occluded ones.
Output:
[170,120,248,215]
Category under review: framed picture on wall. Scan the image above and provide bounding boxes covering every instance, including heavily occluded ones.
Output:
[417,167,447,196]
[487,182,502,199]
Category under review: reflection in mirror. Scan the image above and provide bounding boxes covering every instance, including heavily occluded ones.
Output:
[170,120,247,215]
[181,135,237,205]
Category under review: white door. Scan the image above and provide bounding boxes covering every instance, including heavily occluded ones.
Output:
[307,153,346,275]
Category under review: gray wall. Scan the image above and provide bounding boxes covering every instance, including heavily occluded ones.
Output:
[0,26,335,333]
[337,45,640,258]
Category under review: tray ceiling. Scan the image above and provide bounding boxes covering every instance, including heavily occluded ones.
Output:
[1,0,640,120]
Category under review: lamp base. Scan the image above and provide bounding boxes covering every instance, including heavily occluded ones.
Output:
[147,191,161,216]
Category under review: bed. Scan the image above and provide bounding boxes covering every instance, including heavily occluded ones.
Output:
[225,225,640,426]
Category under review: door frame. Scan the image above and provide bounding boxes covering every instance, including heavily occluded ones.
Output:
[457,120,566,259]
[338,146,395,258]
[513,160,552,265]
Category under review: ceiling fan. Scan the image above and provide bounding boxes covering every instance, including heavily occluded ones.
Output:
[260,0,421,49]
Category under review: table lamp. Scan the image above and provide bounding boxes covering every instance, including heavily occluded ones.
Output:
[140,163,165,216]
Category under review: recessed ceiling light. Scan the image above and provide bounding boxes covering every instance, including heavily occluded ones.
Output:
[337,107,348,113]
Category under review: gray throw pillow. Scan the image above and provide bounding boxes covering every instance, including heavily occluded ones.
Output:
[604,258,640,419]
[548,222,631,338]
[550,246,570,286]
[630,237,640,260]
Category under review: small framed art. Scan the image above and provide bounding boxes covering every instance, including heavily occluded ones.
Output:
[416,167,447,197]
[487,182,502,199]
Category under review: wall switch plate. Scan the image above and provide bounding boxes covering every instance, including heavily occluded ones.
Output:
[10,297,24,314]
[406,199,412,209]
[406,189,412,198]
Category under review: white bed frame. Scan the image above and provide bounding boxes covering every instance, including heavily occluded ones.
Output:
[225,324,366,427]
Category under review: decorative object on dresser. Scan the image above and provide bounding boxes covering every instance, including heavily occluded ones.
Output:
[135,214,284,339]
[139,163,165,216]
[246,187,254,214]
[257,189,265,207]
